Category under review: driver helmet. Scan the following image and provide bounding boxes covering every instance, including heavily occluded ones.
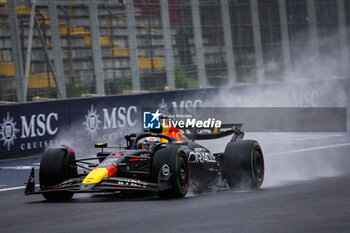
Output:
[142,137,160,150]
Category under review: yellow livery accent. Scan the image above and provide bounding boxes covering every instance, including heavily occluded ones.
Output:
[82,167,114,184]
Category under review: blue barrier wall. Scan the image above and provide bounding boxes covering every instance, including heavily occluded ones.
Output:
[0,78,348,159]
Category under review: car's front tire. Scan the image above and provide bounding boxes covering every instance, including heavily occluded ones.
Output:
[39,147,77,201]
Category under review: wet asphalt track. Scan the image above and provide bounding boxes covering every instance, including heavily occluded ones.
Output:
[1,174,350,233]
[1,133,350,233]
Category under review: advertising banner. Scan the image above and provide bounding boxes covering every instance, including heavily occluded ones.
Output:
[0,78,348,159]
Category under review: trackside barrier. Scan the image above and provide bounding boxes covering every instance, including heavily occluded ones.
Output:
[0,78,348,159]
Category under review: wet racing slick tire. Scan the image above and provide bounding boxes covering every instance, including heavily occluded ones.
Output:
[39,147,77,201]
[221,140,264,189]
[152,144,190,198]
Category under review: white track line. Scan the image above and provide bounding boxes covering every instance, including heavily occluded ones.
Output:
[269,142,350,156]
[0,184,39,192]
[0,186,26,192]
[1,142,350,192]
[0,166,39,170]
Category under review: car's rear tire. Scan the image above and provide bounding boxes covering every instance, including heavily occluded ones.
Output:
[221,140,264,189]
[152,145,190,198]
[39,147,77,201]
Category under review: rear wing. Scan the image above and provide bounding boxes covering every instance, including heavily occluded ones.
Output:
[181,123,244,141]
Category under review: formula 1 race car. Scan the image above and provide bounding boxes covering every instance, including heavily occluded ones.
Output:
[25,123,264,200]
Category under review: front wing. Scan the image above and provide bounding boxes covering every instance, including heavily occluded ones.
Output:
[25,168,159,195]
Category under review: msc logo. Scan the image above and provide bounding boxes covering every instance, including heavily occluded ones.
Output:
[82,105,138,138]
[82,105,102,137]
[0,112,20,151]
[143,110,161,129]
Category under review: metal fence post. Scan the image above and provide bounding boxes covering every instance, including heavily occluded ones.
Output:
[337,0,349,76]
[126,0,141,91]
[191,0,207,87]
[220,0,236,85]
[250,0,264,83]
[48,0,67,98]
[160,0,175,89]
[306,0,319,69]
[278,0,292,80]
[88,0,105,95]
[8,0,25,102]
[24,0,35,100]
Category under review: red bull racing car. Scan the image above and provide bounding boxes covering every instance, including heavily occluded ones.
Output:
[25,123,264,200]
